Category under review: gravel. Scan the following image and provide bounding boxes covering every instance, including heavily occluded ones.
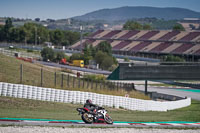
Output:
[0,127,200,133]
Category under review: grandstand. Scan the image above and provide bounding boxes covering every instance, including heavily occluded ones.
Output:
[70,30,200,61]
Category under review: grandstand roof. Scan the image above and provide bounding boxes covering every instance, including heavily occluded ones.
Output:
[70,30,200,56]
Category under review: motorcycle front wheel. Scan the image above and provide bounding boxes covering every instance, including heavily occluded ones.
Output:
[81,113,94,124]
[105,115,113,124]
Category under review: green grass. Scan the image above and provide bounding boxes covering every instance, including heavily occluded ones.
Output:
[0,53,149,100]
[0,96,200,122]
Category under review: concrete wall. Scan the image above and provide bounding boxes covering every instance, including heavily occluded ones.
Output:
[0,82,191,112]
[120,63,200,80]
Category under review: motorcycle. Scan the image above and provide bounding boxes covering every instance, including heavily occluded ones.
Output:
[76,107,113,124]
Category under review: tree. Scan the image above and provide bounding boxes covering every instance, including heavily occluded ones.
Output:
[96,41,112,55]
[173,24,185,31]
[49,29,64,45]
[35,18,40,22]
[18,27,27,43]
[143,24,152,30]
[94,51,107,68]
[3,18,13,41]
[4,18,13,31]
[90,44,96,57]
[69,53,84,62]
[83,44,92,57]
[123,21,143,30]
[55,51,65,62]
[9,27,20,42]
[23,23,38,44]
[0,25,4,41]
[83,44,93,65]
[101,55,114,70]
[64,31,80,46]
[123,20,153,30]
[36,24,49,44]
[124,57,130,62]
[41,47,55,61]
[164,55,185,62]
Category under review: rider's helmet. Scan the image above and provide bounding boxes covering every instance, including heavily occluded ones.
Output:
[86,99,92,104]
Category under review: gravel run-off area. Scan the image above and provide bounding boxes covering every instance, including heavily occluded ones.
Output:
[0,127,200,133]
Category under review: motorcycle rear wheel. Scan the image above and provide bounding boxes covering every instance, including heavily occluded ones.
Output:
[82,113,94,124]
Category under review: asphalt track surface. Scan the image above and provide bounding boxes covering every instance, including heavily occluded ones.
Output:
[0,118,200,128]
[33,60,112,75]
[136,85,200,101]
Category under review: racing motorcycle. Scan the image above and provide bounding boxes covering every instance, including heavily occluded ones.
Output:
[76,107,113,124]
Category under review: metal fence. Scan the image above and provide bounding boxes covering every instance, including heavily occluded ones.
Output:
[0,48,41,59]
[18,64,134,92]
[0,61,134,93]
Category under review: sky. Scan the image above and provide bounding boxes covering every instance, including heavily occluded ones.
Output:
[0,0,200,20]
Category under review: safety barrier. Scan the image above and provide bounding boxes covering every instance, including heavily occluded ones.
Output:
[0,82,191,111]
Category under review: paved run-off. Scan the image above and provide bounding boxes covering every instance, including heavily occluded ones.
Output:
[1,127,200,133]
[0,118,200,127]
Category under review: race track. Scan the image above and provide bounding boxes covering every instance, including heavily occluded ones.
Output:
[136,85,200,101]
[0,118,200,128]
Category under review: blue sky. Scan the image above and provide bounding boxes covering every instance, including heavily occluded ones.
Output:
[0,0,200,20]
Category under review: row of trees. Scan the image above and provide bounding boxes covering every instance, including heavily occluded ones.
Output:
[123,20,185,31]
[0,18,80,46]
[163,55,185,62]
[70,41,117,70]
[41,47,68,62]
[123,21,152,30]
[40,41,117,71]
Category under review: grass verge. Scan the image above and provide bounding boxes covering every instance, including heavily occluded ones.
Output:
[0,96,200,122]
[0,53,149,100]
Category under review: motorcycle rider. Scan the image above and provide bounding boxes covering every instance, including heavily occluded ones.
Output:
[84,99,99,114]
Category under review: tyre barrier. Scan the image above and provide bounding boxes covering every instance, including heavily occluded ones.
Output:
[0,82,191,111]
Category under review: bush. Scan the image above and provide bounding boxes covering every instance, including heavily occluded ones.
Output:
[173,24,185,31]
[69,53,84,63]
[41,47,55,61]
[124,57,130,62]
[164,55,185,62]
[55,51,65,62]
[108,64,118,71]
[27,49,33,52]
[96,41,112,55]
[94,51,117,70]
[83,74,106,82]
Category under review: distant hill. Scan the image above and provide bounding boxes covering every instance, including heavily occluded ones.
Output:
[73,6,200,22]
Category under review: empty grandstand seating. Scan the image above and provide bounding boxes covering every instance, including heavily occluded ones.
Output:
[158,31,180,41]
[113,41,131,50]
[102,30,121,38]
[130,42,152,52]
[162,43,183,53]
[179,32,200,41]
[118,30,140,39]
[194,49,200,55]
[93,40,104,47]
[150,42,173,53]
[106,40,114,44]
[88,30,104,38]
[171,43,194,54]
[71,30,200,56]
[138,31,160,40]
[141,42,161,52]
[75,39,96,49]
[184,45,200,54]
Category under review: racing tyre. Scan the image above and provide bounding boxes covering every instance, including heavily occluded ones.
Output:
[81,113,93,124]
